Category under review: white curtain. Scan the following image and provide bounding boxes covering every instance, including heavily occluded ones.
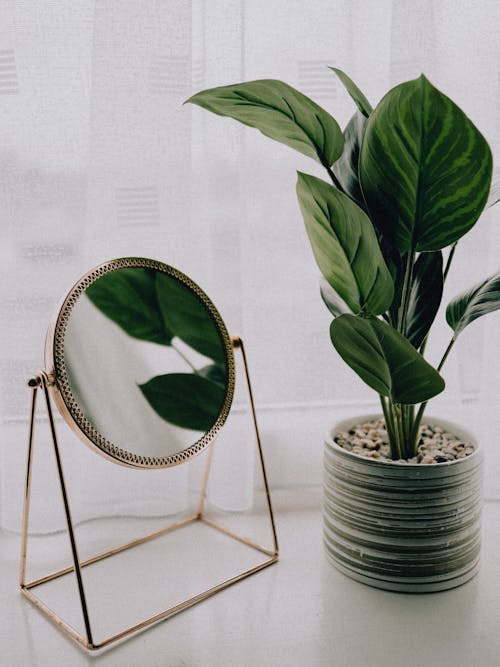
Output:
[2,0,500,532]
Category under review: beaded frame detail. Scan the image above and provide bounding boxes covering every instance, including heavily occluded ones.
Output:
[45,257,235,468]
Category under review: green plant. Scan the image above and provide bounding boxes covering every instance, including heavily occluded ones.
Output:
[186,70,500,459]
[86,268,226,431]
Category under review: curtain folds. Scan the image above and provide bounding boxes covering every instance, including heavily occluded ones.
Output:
[2,0,500,532]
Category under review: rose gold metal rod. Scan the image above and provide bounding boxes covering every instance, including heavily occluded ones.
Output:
[93,557,277,650]
[39,371,94,647]
[232,337,279,557]
[19,376,40,586]
[197,442,215,517]
[21,341,278,651]
[23,528,277,651]
[24,514,199,589]
[20,587,91,650]
[200,515,277,557]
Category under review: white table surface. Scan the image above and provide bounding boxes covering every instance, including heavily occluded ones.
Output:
[1,487,499,667]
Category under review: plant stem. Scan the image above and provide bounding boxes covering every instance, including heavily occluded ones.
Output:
[401,404,413,458]
[397,249,416,335]
[410,336,457,444]
[437,337,456,373]
[324,164,345,193]
[443,242,457,283]
[392,402,404,460]
[171,340,197,373]
[380,395,399,458]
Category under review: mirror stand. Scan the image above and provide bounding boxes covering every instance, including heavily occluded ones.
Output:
[19,336,279,652]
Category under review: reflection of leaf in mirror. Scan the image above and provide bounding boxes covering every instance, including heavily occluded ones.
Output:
[155,273,225,364]
[139,373,226,432]
[86,268,173,346]
[198,363,226,387]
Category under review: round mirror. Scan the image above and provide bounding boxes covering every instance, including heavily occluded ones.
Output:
[45,258,235,467]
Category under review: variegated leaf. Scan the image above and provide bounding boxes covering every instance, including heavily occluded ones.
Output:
[332,111,367,208]
[186,80,343,166]
[330,314,445,404]
[405,251,443,348]
[446,272,500,336]
[297,172,394,316]
[329,67,373,118]
[359,75,492,253]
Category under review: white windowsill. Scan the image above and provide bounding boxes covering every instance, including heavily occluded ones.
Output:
[1,486,500,667]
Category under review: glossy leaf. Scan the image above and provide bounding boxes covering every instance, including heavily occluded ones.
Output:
[360,75,492,253]
[186,79,343,166]
[139,373,226,432]
[85,268,173,346]
[297,172,394,315]
[446,272,500,336]
[332,111,367,208]
[155,273,225,364]
[329,67,373,118]
[405,251,443,347]
[319,277,351,318]
[330,314,445,404]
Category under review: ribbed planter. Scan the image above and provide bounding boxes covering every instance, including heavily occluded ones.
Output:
[324,415,483,593]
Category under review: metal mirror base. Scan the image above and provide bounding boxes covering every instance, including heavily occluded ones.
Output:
[19,338,279,652]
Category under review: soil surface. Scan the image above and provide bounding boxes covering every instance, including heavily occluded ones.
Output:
[333,417,475,464]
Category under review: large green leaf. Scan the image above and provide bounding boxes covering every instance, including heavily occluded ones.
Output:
[296,172,393,315]
[85,268,173,346]
[186,79,343,166]
[155,273,225,364]
[330,314,445,404]
[332,111,367,208]
[359,75,492,253]
[139,373,226,432]
[329,67,373,118]
[446,272,500,337]
[405,251,443,348]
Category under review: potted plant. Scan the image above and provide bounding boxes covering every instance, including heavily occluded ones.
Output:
[186,69,500,591]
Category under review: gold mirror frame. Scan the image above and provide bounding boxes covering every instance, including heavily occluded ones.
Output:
[44,257,236,468]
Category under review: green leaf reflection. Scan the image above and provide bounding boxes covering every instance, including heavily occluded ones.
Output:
[139,373,226,432]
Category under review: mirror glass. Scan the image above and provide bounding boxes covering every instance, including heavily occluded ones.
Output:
[47,259,234,467]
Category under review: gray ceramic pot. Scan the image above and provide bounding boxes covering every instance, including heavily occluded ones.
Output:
[324,415,483,593]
